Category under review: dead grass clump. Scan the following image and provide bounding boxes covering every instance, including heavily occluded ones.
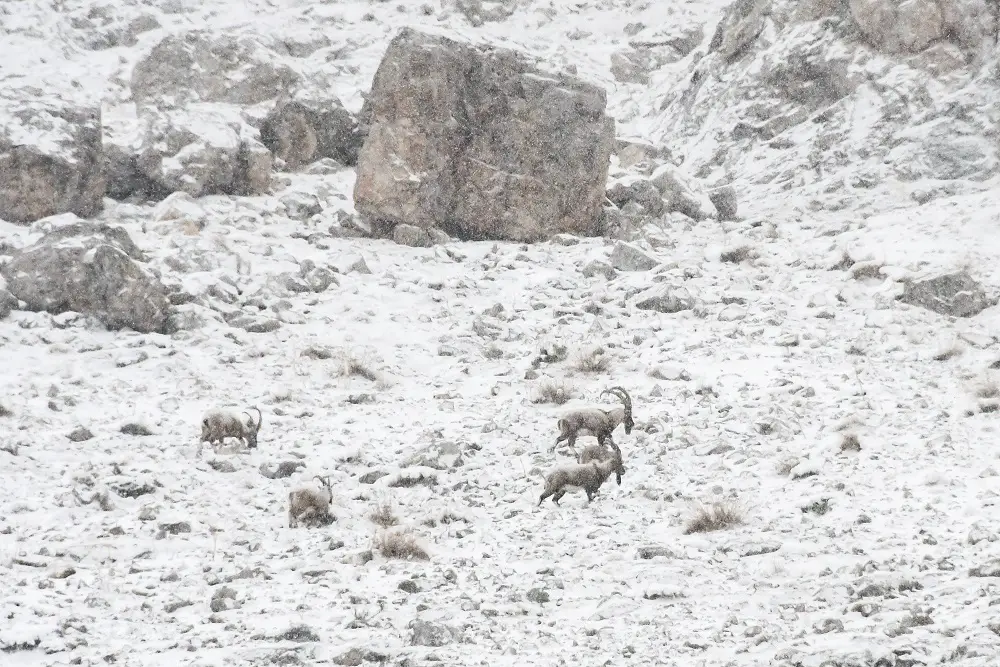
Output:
[301,345,334,360]
[975,378,1000,399]
[719,244,754,264]
[683,500,745,535]
[483,344,504,360]
[532,380,575,405]
[850,261,884,280]
[373,528,429,561]
[846,344,866,356]
[839,432,862,452]
[368,502,399,528]
[978,399,1000,414]
[337,351,381,382]
[830,250,855,271]
[573,347,611,374]
[932,341,963,362]
[386,470,438,488]
[0,402,14,418]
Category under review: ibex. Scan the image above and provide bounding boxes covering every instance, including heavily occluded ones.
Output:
[288,475,334,528]
[200,406,263,451]
[553,386,634,452]
[538,440,625,506]
[576,439,625,485]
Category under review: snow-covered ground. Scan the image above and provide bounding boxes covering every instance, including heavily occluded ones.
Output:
[3,1,1000,666]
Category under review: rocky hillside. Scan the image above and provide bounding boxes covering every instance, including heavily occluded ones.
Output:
[2,1,1000,666]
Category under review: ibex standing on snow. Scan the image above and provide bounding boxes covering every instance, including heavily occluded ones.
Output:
[553,386,634,452]
[538,440,625,506]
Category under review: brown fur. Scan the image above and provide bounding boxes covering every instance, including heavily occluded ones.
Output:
[538,441,625,506]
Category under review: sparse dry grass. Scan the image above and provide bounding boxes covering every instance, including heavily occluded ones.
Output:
[373,528,429,561]
[683,500,745,535]
[0,402,13,418]
[532,380,575,405]
[386,470,437,488]
[932,340,963,362]
[850,261,884,280]
[839,432,861,452]
[483,344,504,360]
[301,345,334,360]
[368,501,399,528]
[719,244,754,264]
[573,347,611,374]
[975,377,1000,399]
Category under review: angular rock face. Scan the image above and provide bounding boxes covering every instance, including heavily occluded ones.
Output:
[132,105,272,198]
[354,28,615,243]
[131,31,299,105]
[0,99,105,224]
[260,94,362,169]
[0,223,171,333]
[899,270,996,318]
[848,0,992,55]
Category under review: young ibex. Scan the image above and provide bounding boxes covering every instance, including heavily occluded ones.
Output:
[553,386,634,452]
[576,439,625,485]
[200,406,263,451]
[538,441,625,506]
[288,475,333,528]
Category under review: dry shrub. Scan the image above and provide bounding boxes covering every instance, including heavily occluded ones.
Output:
[975,377,1000,399]
[719,244,754,264]
[532,380,575,405]
[387,470,437,488]
[683,500,745,535]
[301,345,334,360]
[483,344,504,360]
[337,351,381,382]
[839,432,861,452]
[573,348,611,374]
[368,501,399,528]
[932,341,963,362]
[373,528,429,561]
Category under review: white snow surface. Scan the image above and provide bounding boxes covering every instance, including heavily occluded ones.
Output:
[2,0,1000,666]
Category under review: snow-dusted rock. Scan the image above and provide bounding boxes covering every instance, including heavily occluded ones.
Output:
[354,28,615,242]
[849,0,993,55]
[899,270,996,318]
[606,176,665,216]
[708,185,739,221]
[134,105,272,198]
[392,223,433,248]
[609,241,659,271]
[1,226,170,333]
[0,288,16,320]
[260,94,362,169]
[649,163,717,220]
[131,31,299,104]
[0,98,105,224]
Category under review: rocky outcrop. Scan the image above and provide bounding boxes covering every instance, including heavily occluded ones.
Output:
[260,93,362,169]
[848,0,992,55]
[899,270,996,318]
[0,221,171,333]
[353,28,615,243]
[131,31,299,105]
[129,105,272,198]
[0,98,105,224]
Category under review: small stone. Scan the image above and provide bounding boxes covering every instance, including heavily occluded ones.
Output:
[164,599,194,613]
[408,619,461,647]
[67,426,94,442]
[359,470,388,484]
[970,559,1000,578]
[398,579,419,594]
[207,459,237,473]
[813,618,844,634]
[581,259,616,280]
[392,224,432,248]
[526,588,550,604]
[550,233,580,246]
[115,350,149,368]
[635,286,696,313]
[120,422,154,436]
[718,304,747,321]
[608,241,658,271]
[259,461,303,479]
[210,585,238,613]
[158,521,192,536]
[899,270,996,318]
[637,545,676,560]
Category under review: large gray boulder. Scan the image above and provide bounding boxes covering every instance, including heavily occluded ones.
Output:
[353,28,615,242]
[0,223,171,333]
[0,98,105,224]
[848,0,992,55]
[899,270,996,318]
[131,31,299,105]
[260,92,362,169]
